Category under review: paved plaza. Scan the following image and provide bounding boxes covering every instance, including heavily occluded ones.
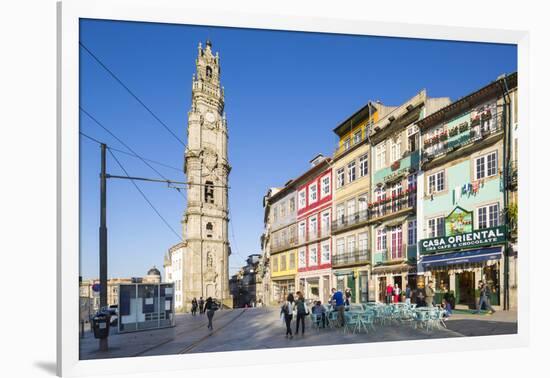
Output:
[80,307,518,360]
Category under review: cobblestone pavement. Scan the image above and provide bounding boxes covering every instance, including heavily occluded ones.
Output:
[79,307,517,360]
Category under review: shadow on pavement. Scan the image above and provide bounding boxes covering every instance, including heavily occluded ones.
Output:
[444,319,517,336]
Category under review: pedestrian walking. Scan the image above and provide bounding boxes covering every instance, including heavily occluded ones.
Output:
[199,297,205,314]
[191,297,198,316]
[294,291,309,336]
[331,288,345,327]
[393,283,401,303]
[385,283,394,304]
[280,293,296,338]
[475,281,496,314]
[405,284,411,306]
[204,297,219,330]
[425,281,435,307]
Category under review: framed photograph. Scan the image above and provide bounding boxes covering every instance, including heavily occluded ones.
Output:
[58,0,529,376]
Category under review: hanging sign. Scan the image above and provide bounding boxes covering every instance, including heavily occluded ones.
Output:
[445,206,473,236]
[420,226,506,254]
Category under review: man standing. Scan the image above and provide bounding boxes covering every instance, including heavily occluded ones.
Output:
[475,281,496,314]
[331,288,345,327]
[385,283,394,304]
[425,281,435,307]
[199,297,205,314]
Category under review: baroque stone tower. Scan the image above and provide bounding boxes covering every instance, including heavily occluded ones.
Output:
[181,40,231,308]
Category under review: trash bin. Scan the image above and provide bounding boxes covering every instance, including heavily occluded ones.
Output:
[92,312,111,339]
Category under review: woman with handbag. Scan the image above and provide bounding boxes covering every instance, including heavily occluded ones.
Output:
[280,293,296,338]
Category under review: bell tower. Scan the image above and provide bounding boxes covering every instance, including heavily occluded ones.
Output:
[181,40,231,308]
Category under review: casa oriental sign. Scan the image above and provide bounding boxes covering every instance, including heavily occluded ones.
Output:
[419,226,507,254]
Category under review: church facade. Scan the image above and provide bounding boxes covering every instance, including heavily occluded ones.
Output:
[165,40,232,312]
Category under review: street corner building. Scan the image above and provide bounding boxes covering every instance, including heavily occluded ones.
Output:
[164,41,232,312]
[417,73,518,310]
[259,72,518,312]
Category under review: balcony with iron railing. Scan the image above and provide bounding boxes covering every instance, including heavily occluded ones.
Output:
[369,190,416,222]
[271,238,298,253]
[422,111,504,162]
[332,249,371,268]
[332,209,370,233]
[373,244,408,265]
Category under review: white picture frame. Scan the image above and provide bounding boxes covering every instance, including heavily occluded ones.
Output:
[57,0,530,376]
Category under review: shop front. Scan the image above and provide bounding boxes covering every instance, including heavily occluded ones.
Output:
[271,275,296,304]
[420,246,503,309]
[298,269,331,303]
[371,262,414,303]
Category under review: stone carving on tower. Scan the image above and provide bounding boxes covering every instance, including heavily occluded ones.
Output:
[179,40,231,309]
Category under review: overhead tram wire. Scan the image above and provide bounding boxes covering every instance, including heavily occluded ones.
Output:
[79,41,186,147]
[108,148,182,241]
[80,131,183,173]
[80,106,187,198]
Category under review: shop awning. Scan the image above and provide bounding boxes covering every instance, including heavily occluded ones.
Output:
[421,247,502,269]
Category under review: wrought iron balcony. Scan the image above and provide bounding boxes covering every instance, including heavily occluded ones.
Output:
[332,249,370,268]
[369,191,416,221]
[271,238,298,253]
[332,209,370,233]
[422,111,504,162]
[507,160,518,190]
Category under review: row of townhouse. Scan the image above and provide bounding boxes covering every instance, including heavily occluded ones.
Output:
[259,72,518,311]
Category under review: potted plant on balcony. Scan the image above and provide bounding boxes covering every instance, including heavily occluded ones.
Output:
[458,122,469,133]
[481,110,492,121]
[440,131,449,142]
[448,126,459,137]
[471,115,481,126]
[391,160,400,171]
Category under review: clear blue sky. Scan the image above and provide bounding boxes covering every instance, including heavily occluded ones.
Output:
[79,18,517,280]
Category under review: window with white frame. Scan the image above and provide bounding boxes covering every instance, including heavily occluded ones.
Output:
[309,245,318,266]
[321,241,331,264]
[347,199,356,218]
[298,189,306,209]
[289,197,295,212]
[376,143,386,170]
[280,201,286,218]
[321,175,331,197]
[477,203,500,229]
[336,204,345,225]
[358,194,368,213]
[336,168,345,188]
[336,238,345,255]
[321,211,330,236]
[298,248,306,268]
[407,124,419,152]
[309,215,318,240]
[427,216,445,238]
[358,232,368,251]
[344,138,351,150]
[407,219,417,245]
[309,183,318,203]
[353,130,362,145]
[390,137,401,162]
[298,221,306,243]
[347,235,356,254]
[347,161,356,183]
[359,154,368,177]
[475,151,498,180]
[376,228,387,252]
[389,225,403,259]
[428,171,445,193]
